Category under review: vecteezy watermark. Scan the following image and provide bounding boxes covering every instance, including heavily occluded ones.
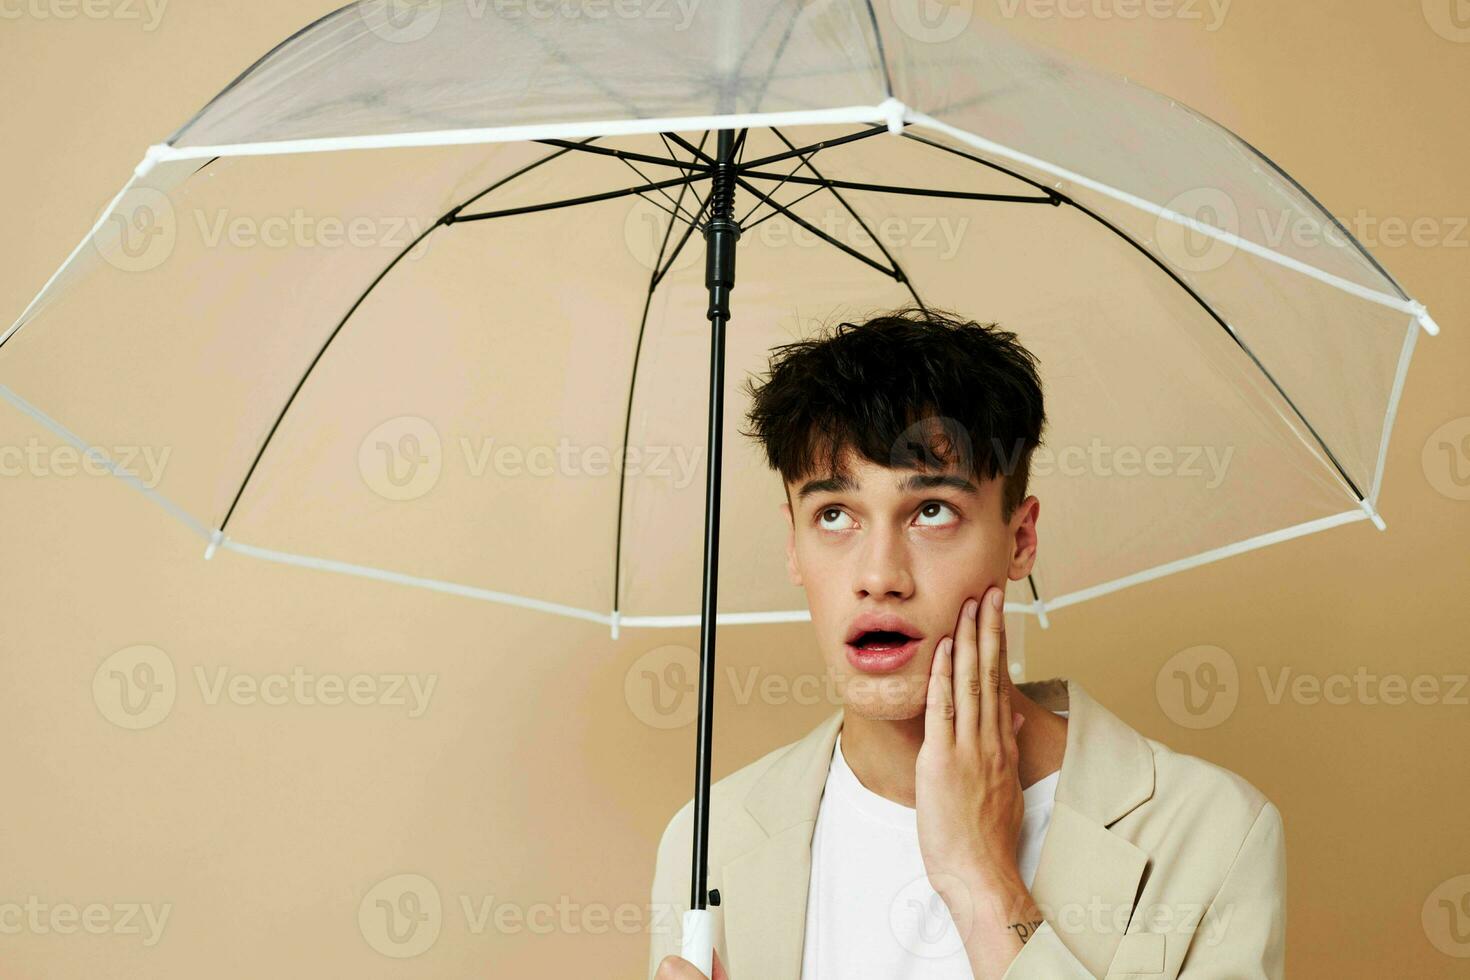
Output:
[92,645,438,730]
[0,437,171,488]
[1042,897,1235,944]
[491,0,702,28]
[1422,0,1470,43]
[1156,644,1469,729]
[0,0,168,30]
[992,0,1232,32]
[889,0,973,42]
[91,196,437,274]
[1423,874,1470,958]
[93,187,176,273]
[624,644,700,729]
[1156,644,1240,730]
[1155,186,1469,273]
[624,645,946,729]
[623,197,973,273]
[357,415,705,502]
[361,0,702,44]
[357,872,677,958]
[1257,666,1469,708]
[1026,439,1235,489]
[359,874,442,958]
[0,897,172,946]
[192,209,436,255]
[1422,416,1470,501]
[889,874,1239,963]
[93,645,177,731]
[890,871,971,960]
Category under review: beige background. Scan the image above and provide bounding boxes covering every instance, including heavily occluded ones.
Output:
[1,2,1467,977]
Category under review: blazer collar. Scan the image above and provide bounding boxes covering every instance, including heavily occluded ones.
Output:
[722,677,1158,978]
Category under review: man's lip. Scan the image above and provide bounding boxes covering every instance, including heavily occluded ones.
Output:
[845,637,922,673]
[844,613,924,644]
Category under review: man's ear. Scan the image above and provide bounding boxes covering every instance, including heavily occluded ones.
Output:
[780,501,803,587]
[1007,494,1040,582]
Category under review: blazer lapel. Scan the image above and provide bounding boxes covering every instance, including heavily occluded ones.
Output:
[721,709,842,979]
[1028,678,1157,975]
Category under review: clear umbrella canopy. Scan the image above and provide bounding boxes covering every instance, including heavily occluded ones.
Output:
[0,0,1436,635]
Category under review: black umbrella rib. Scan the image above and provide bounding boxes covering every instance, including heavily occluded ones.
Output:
[613,153,712,233]
[734,124,891,171]
[732,174,901,280]
[532,139,713,173]
[767,126,926,308]
[663,132,719,167]
[611,132,714,634]
[214,141,597,535]
[899,130,1063,198]
[448,170,713,223]
[738,168,1059,205]
[904,135,1369,503]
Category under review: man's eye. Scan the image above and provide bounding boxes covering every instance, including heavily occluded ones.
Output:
[817,507,853,531]
[915,501,958,526]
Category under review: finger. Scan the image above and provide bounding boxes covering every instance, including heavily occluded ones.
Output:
[655,954,704,980]
[924,635,955,744]
[953,596,980,746]
[979,586,1005,761]
[996,590,1014,761]
[712,948,728,980]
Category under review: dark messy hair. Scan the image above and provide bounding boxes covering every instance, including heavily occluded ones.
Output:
[738,306,1046,523]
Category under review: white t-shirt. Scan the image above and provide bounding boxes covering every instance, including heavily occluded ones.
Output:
[799,716,1066,979]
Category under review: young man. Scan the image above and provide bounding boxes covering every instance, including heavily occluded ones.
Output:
[648,308,1286,979]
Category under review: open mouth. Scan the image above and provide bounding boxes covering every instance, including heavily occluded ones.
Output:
[849,630,918,652]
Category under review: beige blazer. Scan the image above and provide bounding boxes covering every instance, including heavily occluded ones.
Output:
[647,677,1285,979]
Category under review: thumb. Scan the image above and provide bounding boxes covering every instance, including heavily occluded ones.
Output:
[712,947,728,980]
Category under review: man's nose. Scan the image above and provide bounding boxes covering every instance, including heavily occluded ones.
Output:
[853,528,914,599]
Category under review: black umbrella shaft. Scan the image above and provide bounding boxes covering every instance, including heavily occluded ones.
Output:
[691,129,740,912]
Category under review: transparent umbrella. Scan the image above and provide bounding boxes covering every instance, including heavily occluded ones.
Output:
[0,1,1438,971]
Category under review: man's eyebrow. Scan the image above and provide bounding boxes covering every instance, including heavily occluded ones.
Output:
[794,471,978,501]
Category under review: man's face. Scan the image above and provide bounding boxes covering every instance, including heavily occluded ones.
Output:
[781,447,1039,721]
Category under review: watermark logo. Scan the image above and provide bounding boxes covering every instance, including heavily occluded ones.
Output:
[93,187,176,273]
[365,0,442,42]
[359,416,443,501]
[1422,416,1470,501]
[890,871,970,959]
[1423,0,1470,42]
[1155,644,1238,729]
[891,0,974,43]
[624,644,699,729]
[1423,874,1470,957]
[623,196,703,275]
[93,645,177,730]
[1155,187,1241,274]
[360,873,442,957]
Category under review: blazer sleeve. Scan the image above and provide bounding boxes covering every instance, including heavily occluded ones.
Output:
[1175,799,1287,978]
[1001,800,1287,979]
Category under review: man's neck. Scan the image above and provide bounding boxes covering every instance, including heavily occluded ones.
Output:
[837,688,1069,808]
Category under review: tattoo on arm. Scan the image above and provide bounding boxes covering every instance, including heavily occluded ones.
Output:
[1008,918,1045,943]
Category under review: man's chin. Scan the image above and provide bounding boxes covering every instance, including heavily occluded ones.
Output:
[838,672,928,721]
